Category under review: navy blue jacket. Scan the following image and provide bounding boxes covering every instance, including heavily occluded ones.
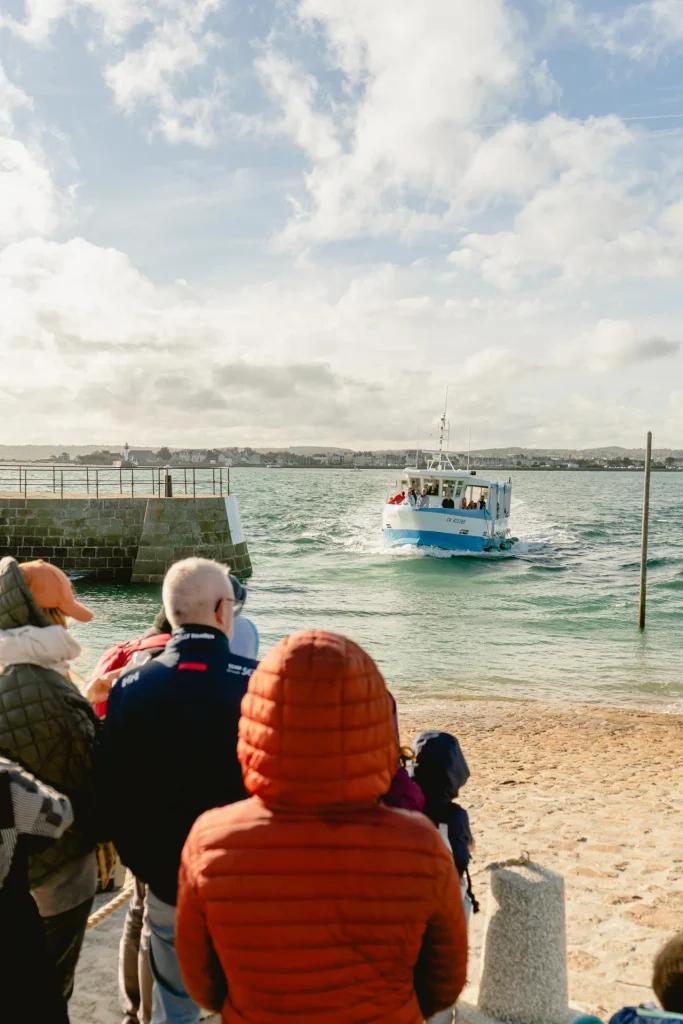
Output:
[99,626,257,905]
[409,730,473,877]
[610,1009,683,1024]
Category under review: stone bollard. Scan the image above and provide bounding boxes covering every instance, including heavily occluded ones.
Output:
[477,861,570,1024]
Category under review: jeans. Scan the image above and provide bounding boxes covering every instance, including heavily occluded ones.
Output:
[42,895,95,1001]
[120,877,153,1024]
[147,889,201,1024]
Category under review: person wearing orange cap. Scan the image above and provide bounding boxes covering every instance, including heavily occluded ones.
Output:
[0,556,101,1008]
[18,558,95,627]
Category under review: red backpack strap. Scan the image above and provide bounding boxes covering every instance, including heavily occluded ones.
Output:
[137,633,172,652]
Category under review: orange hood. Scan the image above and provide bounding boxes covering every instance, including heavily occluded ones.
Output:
[238,631,398,807]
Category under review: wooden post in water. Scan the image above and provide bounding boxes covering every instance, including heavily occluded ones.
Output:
[638,431,652,629]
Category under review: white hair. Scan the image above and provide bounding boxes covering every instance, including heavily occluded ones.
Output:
[162,558,232,629]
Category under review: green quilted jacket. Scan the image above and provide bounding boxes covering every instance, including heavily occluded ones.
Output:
[0,557,101,888]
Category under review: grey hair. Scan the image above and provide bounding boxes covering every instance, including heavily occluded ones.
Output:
[162,558,232,629]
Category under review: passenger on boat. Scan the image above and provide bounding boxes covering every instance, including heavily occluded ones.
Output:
[461,498,467,509]
[417,488,429,508]
[442,496,455,509]
[388,490,405,505]
[467,500,477,510]
[405,488,417,508]
[478,494,487,510]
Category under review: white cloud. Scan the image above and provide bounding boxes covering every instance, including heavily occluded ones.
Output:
[253,52,340,163]
[531,59,562,107]
[0,62,32,132]
[3,0,228,145]
[251,0,683,305]
[255,0,527,247]
[0,139,64,242]
[448,115,683,288]
[0,0,150,47]
[2,235,680,447]
[0,63,70,243]
[104,0,226,146]
[548,0,683,60]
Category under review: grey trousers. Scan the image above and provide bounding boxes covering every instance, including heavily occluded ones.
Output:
[119,877,153,1024]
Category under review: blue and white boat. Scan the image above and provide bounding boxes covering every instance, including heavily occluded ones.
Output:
[383,452,515,553]
[382,402,516,553]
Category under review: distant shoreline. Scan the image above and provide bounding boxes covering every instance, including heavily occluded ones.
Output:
[2,463,681,472]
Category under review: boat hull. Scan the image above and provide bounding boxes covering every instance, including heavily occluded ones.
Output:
[382,505,510,553]
[383,528,491,551]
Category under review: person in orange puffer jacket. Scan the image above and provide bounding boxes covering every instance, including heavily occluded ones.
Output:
[176,630,468,1024]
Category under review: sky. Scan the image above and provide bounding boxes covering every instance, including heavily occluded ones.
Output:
[1,0,683,450]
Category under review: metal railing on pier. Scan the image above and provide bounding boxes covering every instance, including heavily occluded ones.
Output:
[0,465,231,499]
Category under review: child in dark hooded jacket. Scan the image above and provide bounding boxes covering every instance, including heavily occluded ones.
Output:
[409,730,477,916]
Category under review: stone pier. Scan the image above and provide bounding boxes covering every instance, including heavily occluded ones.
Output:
[0,494,252,582]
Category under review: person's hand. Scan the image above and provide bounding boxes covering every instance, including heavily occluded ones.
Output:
[85,669,119,705]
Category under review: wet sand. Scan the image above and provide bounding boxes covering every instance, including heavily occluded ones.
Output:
[71,701,682,1023]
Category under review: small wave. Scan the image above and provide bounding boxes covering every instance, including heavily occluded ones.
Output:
[657,577,683,591]
[620,556,680,571]
[381,543,518,561]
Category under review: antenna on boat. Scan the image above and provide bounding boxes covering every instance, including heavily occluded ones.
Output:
[467,428,472,471]
[415,426,420,469]
[438,388,449,452]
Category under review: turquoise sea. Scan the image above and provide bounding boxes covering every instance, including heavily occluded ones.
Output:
[71,470,683,712]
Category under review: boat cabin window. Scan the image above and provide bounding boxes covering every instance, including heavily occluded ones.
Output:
[460,485,489,510]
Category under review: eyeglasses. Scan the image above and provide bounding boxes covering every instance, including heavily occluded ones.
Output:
[214,595,244,617]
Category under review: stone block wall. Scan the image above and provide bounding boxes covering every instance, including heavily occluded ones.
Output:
[131,497,252,583]
[0,496,252,582]
[0,498,146,581]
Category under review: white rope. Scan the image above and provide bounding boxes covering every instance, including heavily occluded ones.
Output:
[86,883,135,931]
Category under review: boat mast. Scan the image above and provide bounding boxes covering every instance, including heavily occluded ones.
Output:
[438,388,449,454]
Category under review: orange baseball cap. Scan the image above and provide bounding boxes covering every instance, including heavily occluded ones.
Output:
[19,560,94,622]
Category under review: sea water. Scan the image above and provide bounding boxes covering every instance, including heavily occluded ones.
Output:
[70,469,683,712]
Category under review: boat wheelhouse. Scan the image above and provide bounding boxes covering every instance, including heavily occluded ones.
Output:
[382,450,515,553]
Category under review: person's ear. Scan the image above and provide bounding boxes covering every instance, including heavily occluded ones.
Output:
[216,594,234,639]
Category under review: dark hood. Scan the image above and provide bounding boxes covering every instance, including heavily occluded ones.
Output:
[0,557,51,631]
[409,731,470,810]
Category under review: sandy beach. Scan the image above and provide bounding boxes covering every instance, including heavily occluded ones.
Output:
[71,700,682,1023]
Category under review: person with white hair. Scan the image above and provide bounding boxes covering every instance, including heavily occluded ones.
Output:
[99,558,259,1024]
